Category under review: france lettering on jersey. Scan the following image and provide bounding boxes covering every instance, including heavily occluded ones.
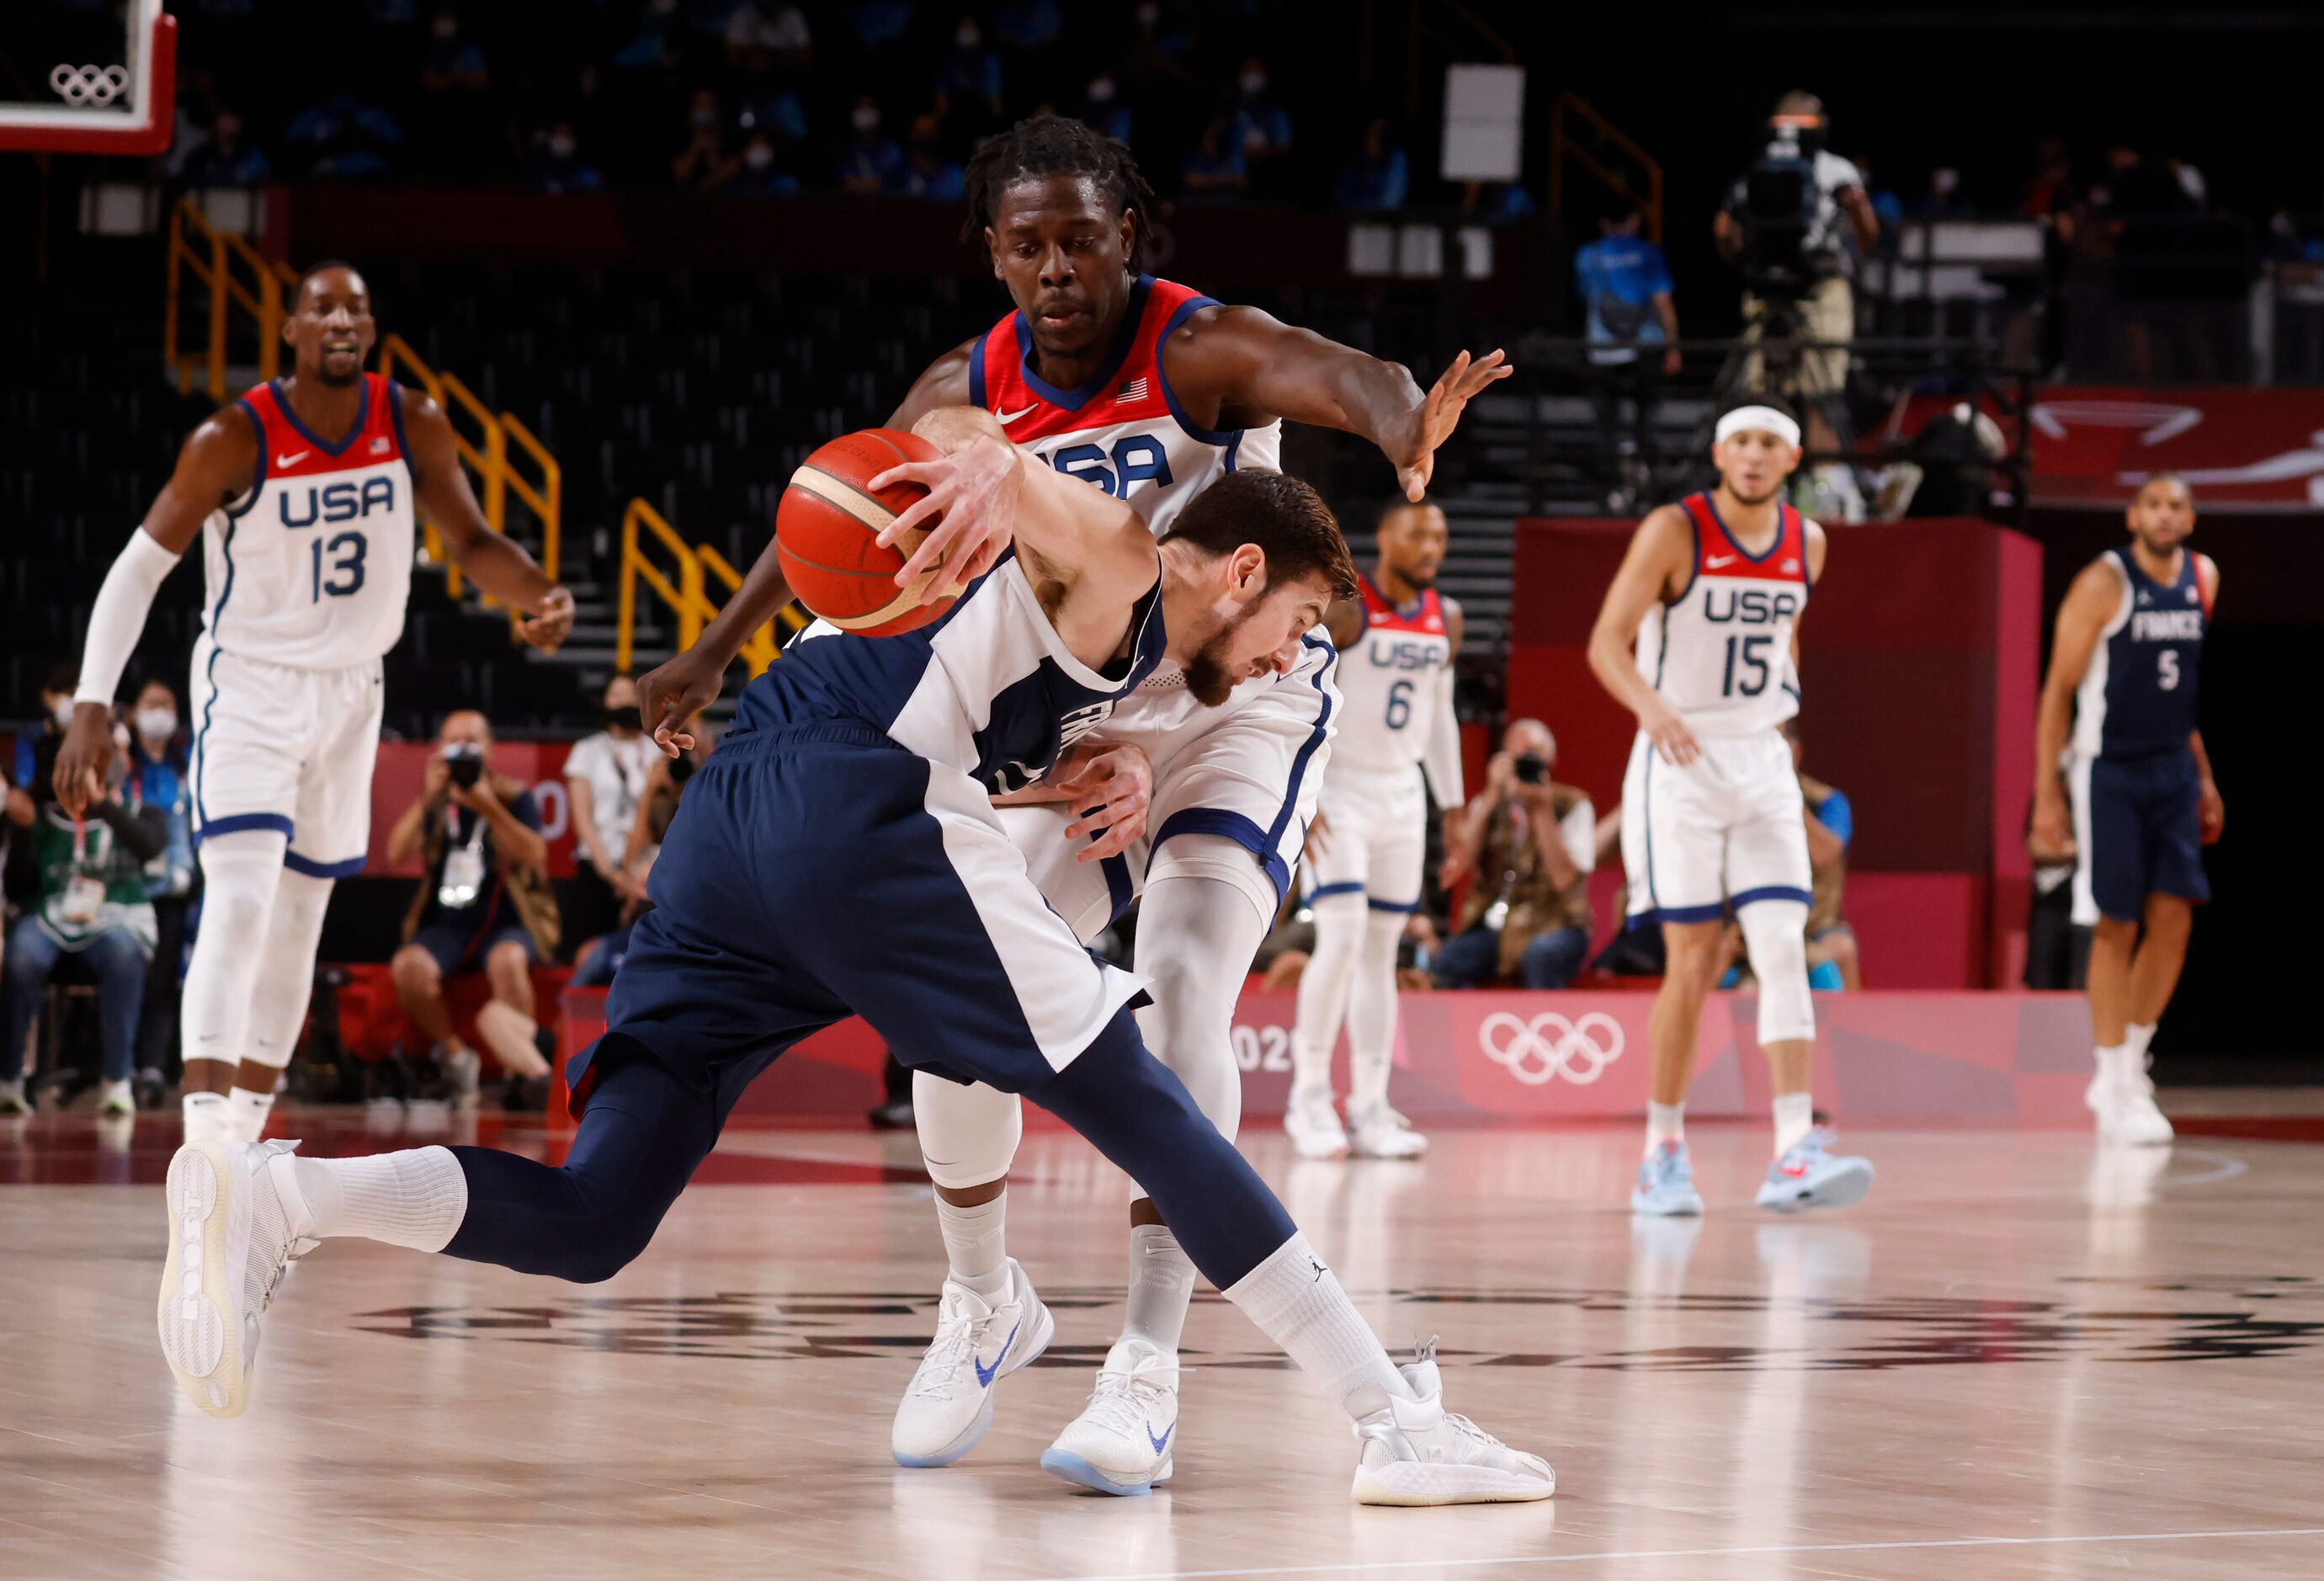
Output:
[2072,546,2209,761]
[971,274,1284,535]
[207,373,417,669]
[1635,492,1811,737]
[1332,573,1450,780]
[739,550,1167,795]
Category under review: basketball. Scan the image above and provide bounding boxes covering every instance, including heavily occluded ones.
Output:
[776,428,955,637]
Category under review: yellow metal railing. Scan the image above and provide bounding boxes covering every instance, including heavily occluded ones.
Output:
[1548,93,1663,246]
[376,333,561,597]
[616,500,785,680]
[164,199,295,400]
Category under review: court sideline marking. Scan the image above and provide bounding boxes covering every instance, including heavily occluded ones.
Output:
[1029,1525,2324,1581]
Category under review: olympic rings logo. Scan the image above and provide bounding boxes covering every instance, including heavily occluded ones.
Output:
[51,64,130,108]
[1478,1011,1625,1086]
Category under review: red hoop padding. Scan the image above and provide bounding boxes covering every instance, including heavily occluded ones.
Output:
[0,13,177,156]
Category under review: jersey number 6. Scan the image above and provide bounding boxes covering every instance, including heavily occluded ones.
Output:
[1385,678,1414,730]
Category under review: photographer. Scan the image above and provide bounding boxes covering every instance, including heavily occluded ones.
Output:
[1715,90,1879,406]
[1433,719,1597,989]
[386,711,559,1100]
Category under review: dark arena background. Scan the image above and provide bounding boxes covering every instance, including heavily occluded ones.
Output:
[3,5,2321,1578]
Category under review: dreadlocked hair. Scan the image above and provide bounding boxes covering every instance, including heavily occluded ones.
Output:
[962,114,1158,268]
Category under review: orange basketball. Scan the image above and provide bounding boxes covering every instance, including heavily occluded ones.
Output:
[776,428,957,637]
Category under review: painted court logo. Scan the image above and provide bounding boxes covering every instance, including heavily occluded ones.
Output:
[1478,1011,1624,1086]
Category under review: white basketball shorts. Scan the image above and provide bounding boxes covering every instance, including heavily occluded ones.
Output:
[1304,763,1428,914]
[1007,633,1340,943]
[189,634,384,876]
[1620,727,1810,924]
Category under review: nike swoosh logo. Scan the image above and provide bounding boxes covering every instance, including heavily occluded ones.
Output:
[275,450,310,469]
[1147,1421,1173,1454]
[994,404,1039,425]
[1780,1161,1809,1178]
[974,1318,1021,1388]
[1704,554,1737,568]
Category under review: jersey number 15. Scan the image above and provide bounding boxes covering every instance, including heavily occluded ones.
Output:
[1720,633,1773,697]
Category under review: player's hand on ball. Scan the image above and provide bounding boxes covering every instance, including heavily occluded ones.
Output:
[1055,742,1155,863]
[2198,780,2225,844]
[518,585,577,652]
[1641,699,1701,768]
[639,647,721,758]
[870,435,1020,604]
[1397,348,1511,502]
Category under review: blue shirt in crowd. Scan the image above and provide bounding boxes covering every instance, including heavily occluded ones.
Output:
[1574,232,1673,365]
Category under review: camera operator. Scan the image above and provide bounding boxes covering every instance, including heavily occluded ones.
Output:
[386,710,559,1101]
[1433,719,1598,989]
[1715,90,1879,407]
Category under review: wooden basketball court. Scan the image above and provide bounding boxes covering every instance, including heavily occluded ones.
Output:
[5,1108,2321,1578]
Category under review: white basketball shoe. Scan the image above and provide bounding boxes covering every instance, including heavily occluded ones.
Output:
[1351,1344,1556,1505]
[157,1138,311,1419]
[1040,1336,1179,1495]
[1347,1099,1428,1159]
[891,1259,1054,1467]
[2087,1061,2174,1147]
[1284,1084,1348,1160]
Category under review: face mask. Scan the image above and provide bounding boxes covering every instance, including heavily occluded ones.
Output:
[853,106,880,133]
[744,141,774,171]
[50,697,75,728]
[433,17,457,40]
[548,133,577,161]
[1087,76,1115,105]
[955,25,980,50]
[1241,71,1266,97]
[136,707,177,740]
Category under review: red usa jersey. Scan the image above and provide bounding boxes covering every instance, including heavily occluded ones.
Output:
[971,274,1283,535]
[206,373,417,669]
[1634,492,1811,736]
[1332,574,1452,777]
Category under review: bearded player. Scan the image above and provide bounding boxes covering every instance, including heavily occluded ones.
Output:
[1586,397,1873,1217]
[640,115,1505,1493]
[54,264,573,1146]
[1285,500,1463,1160]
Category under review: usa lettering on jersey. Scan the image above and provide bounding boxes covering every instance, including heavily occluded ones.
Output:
[1332,574,1451,777]
[1634,493,1811,737]
[971,274,1283,535]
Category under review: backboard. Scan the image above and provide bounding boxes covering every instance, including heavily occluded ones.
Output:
[0,0,176,156]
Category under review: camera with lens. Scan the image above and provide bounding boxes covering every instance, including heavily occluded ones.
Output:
[444,743,486,790]
[1734,120,1826,298]
[1514,753,1547,786]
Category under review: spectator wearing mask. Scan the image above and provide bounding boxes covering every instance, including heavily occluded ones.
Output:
[563,674,654,948]
[1574,200,1681,497]
[672,88,734,191]
[839,98,901,193]
[386,711,558,1104]
[418,6,488,93]
[125,679,194,1099]
[3,720,166,1117]
[1337,117,1409,212]
[1434,720,1597,988]
[179,108,272,187]
[13,663,83,795]
[1231,56,1293,189]
[719,130,800,196]
[1182,115,1247,197]
[529,121,604,194]
[933,15,1004,136]
[1079,72,1130,143]
[1714,90,1878,407]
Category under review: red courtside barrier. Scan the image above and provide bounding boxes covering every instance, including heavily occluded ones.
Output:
[554,984,2093,1130]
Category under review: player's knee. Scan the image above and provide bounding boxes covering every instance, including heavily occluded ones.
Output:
[2091,914,2140,947]
[2143,896,2193,941]
[1739,901,1815,1044]
[559,1210,657,1284]
[1660,924,1724,994]
[912,1071,1020,1190]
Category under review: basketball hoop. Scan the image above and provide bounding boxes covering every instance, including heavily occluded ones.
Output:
[0,0,178,156]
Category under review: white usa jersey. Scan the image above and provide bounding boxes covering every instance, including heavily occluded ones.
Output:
[1333,572,1452,780]
[971,274,1282,536]
[1634,492,1811,737]
[205,373,417,670]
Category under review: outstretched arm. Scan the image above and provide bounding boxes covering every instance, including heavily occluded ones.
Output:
[402,388,573,651]
[1164,305,1510,500]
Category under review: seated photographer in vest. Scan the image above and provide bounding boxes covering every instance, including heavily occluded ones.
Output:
[1433,718,1597,989]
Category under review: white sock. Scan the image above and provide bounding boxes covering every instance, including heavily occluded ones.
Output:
[228,1085,276,1144]
[183,1089,231,1138]
[1646,1100,1685,1155]
[1772,1090,1815,1155]
[288,1147,468,1252]
[1224,1231,1407,1420]
[936,1191,1012,1305]
[1121,1222,1196,1357]
[2123,1023,2156,1064]
[2094,1042,2135,1084]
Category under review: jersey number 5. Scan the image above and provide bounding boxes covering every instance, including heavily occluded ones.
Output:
[2157,649,2180,691]
[1385,679,1414,731]
[311,531,368,601]
[1721,634,1773,697]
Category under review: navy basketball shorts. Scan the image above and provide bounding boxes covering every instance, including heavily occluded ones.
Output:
[568,723,1148,1120]
[2071,746,2210,926]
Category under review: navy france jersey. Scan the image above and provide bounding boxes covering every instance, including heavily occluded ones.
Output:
[734,550,1167,794]
[2073,546,2211,762]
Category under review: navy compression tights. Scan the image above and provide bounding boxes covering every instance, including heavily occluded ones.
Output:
[443,1016,1295,1287]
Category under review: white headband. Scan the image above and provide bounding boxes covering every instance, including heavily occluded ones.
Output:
[1715,405,1801,448]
